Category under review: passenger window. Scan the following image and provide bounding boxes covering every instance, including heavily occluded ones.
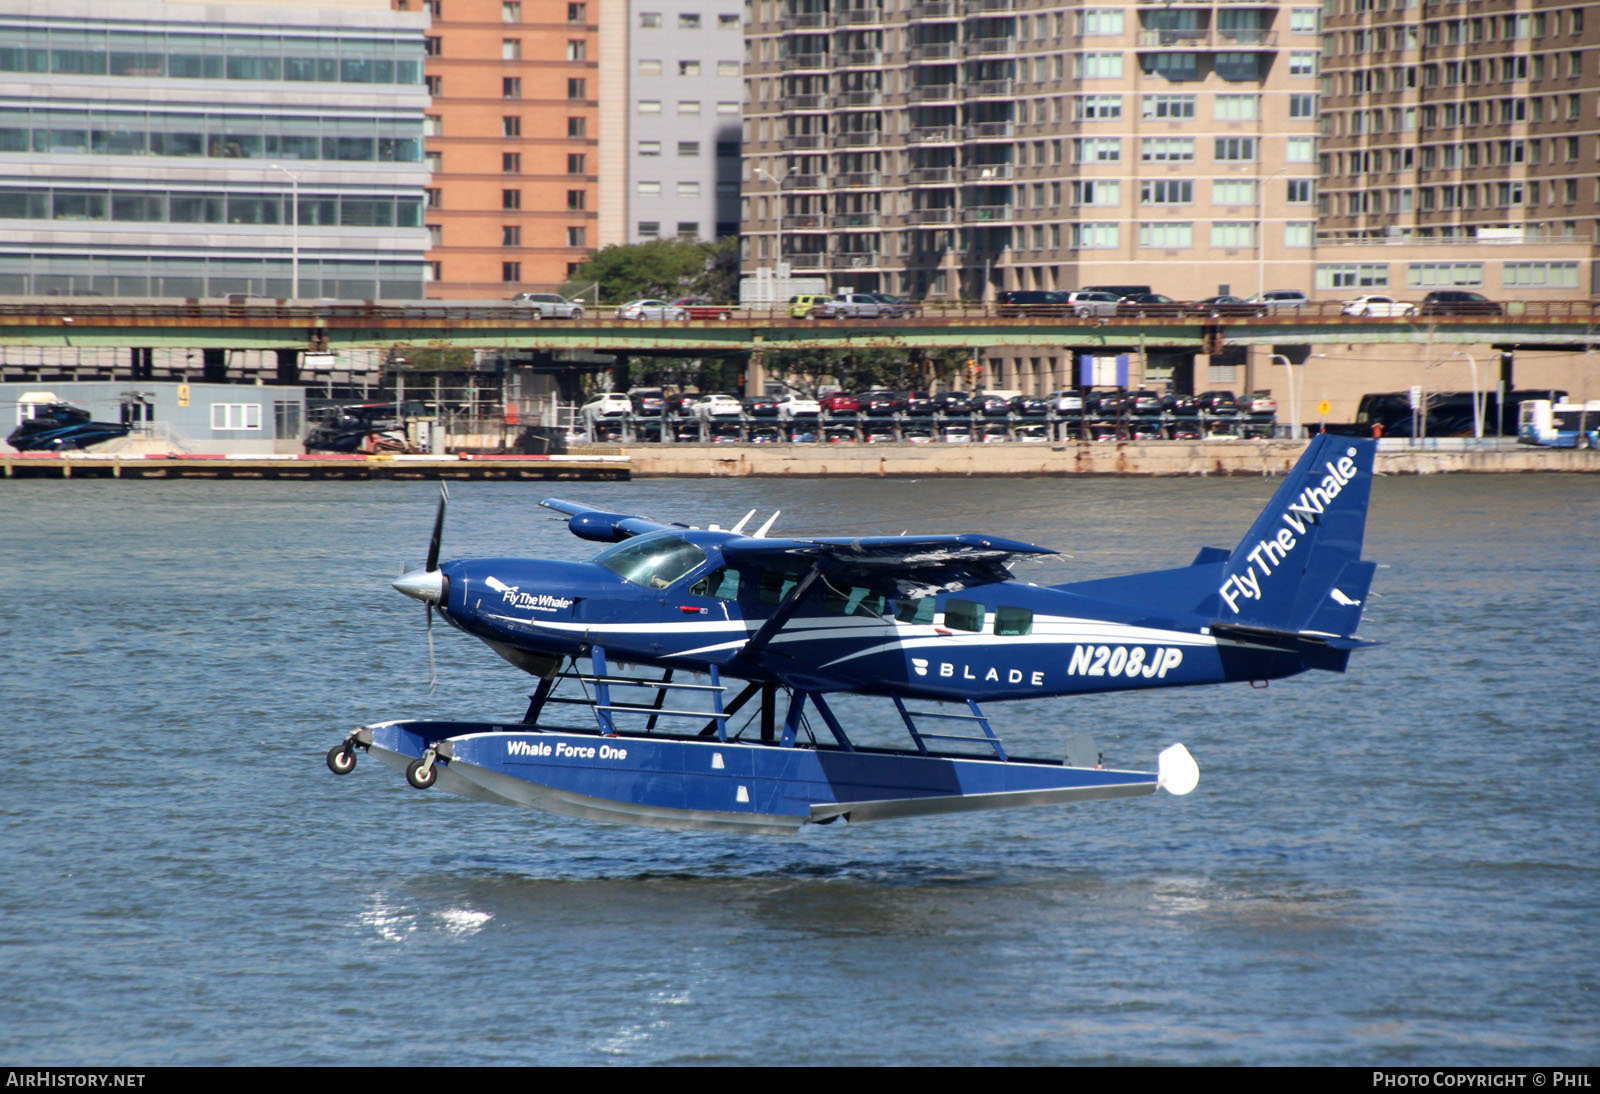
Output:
[824,583,885,617]
[894,597,935,624]
[943,599,984,632]
[758,564,806,605]
[689,566,740,600]
[994,605,1033,636]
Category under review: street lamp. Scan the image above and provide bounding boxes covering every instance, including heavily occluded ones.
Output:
[753,164,786,293]
[1256,166,1291,299]
[1271,351,1325,440]
[1447,348,1482,439]
[270,163,300,299]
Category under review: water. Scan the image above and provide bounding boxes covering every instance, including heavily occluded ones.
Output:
[2,471,1596,1065]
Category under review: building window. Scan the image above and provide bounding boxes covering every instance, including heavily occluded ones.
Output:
[424,75,441,96]
[1213,137,1256,162]
[1140,180,1192,205]
[567,41,586,61]
[638,100,661,115]
[423,114,441,136]
[1285,137,1315,163]
[1074,138,1121,163]
[1284,222,1313,248]
[426,223,442,246]
[425,188,441,208]
[677,100,701,115]
[567,190,586,210]
[568,153,586,174]
[1141,137,1195,162]
[716,101,740,115]
[1070,180,1120,206]
[1212,180,1257,205]
[502,152,521,173]
[1142,94,1195,119]
[1286,179,1315,204]
[502,2,521,22]
[679,13,700,28]
[1076,95,1122,120]
[502,189,521,209]
[1210,222,1256,248]
[568,78,587,100]
[638,221,660,238]
[502,116,521,137]
[567,226,586,247]
[1290,7,1319,34]
[679,60,700,76]
[1071,223,1119,249]
[1289,94,1317,119]
[639,140,661,156]
[639,11,660,27]
[1078,9,1124,35]
[1503,262,1579,289]
[1138,222,1192,249]
[1080,53,1123,79]
[637,181,661,195]
[502,77,521,98]
[718,13,739,29]
[717,60,740,76]
[678,141,701,157]
[425,36,441,57]
[502,39,521,60]
[211,404,262,430]
[568,117,586,138]
[676,181,701,197]
[638,58,662,75]
[1214,94,1259,121]
[502,262,521,282]
[1289,52,1318,76]
[502,225,521,246]
[568,3,586,23]
[1316,264,1390,290]
[676,221,699,239]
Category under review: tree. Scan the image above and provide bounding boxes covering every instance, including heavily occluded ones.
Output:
[561,238,738,304]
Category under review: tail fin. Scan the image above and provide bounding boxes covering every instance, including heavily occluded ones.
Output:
[1213,434,1377,637]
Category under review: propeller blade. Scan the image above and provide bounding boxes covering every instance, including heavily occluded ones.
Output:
[425,482,450,572]
[426,603,438,692]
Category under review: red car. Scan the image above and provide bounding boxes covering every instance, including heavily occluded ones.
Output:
[672,297,735,320]
[819,393,860,415]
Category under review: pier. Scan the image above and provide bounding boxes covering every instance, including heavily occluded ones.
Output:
[1,450,631,480]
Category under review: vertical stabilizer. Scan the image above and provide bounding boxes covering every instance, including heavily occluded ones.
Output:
[1212,435,1376,635]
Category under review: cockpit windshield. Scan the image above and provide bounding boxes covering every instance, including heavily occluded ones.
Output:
[591,531,709,589]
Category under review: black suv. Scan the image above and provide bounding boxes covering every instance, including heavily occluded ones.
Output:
[1419,290,1503,316]
[997,290,1065,317]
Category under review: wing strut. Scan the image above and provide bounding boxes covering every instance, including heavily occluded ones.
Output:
[735,556,827,662]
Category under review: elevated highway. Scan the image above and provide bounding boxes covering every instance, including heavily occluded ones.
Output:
[2,299,1597,354]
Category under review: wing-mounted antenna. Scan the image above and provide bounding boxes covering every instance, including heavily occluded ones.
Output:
[753,510,781,538]
[729,509,757,535]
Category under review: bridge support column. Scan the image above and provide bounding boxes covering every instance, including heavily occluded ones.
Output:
[275,348,300,385]
[745,349,765,399]
[129,347,153,380]
[202,348,227,383]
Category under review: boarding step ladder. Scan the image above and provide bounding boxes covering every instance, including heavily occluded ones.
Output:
[890,696,1008,761]
[526,646,732,738]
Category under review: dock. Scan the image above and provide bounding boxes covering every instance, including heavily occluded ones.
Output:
[1,450,631,480]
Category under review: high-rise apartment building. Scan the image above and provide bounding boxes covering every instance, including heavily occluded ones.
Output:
[616,2,745,245]
[413,0,598,297]
[1316,0,1597,298]
[742,0,1326,301]
[0,0,431,299]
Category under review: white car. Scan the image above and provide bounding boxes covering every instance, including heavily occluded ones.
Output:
[1060,290,1122,318]
[1342,294,1418,317]
[616,299,688,321]
[693,394,744,420]
[1248,289,1310,311]
[509,292,584,319]
[776,394,821,420]
[581,392,632,422]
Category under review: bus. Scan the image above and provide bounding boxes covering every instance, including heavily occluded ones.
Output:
[1518,399,1600,448]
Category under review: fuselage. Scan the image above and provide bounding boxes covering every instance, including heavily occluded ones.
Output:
[432,529,1305,703]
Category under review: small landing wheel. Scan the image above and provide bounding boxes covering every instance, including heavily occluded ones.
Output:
[406,756,438,790]
[327,744,357,775]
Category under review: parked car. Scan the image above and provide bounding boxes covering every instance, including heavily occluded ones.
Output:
[1191,295,1265,317]
[1342,294,1418,318]
[581,392,632,423]
[898,391,934,416]
[1116,293,1185,316]
[1045,390,1084,415]
[664,392,700,417]
[788,293,832,318]
[693,393,745,419]
[776,393,821,420]
[860,390,899,417]
[744,394,780,417]
[811,293,895,319]
[933,391,973,415]
[1161,393,1199,417]
[819,392,860,416]
[509,292,585,319]
[867,292,918,317]
[1195,390,1239,415]
[1419,290,1503,316]
[1061,290,1122,318]
[1248,289,1310,311]
[1008,394,1048,417]
[629,387,665,417]
[996,290,1065,317]
[975,393,1014,417]
[1124,389,1164,416]
[617,298,688,320]
[672,297,734,320]
[1242,391,1278,416]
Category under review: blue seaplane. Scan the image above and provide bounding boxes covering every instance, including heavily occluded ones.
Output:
[327,434,1378,833]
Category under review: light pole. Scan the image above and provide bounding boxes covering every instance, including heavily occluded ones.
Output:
[1447,348,1482,439]
[1271,351,1325,439]
[1256,166,1290,299]
[753,164,786,298]
[271,163,300,299]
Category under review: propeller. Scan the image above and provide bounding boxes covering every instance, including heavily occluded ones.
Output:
[393,483,450,690]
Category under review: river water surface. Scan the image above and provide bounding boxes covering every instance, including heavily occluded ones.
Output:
[2,470,1595,1065]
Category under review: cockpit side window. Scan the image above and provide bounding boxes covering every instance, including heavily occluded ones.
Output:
[689,566,741,600]
[592,532,709,589]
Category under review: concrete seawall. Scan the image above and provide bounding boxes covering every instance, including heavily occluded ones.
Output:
[624,440,1600,477]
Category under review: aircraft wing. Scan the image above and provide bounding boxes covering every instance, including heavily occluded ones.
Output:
[720,532,1056,595]
[539,497,678,542]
